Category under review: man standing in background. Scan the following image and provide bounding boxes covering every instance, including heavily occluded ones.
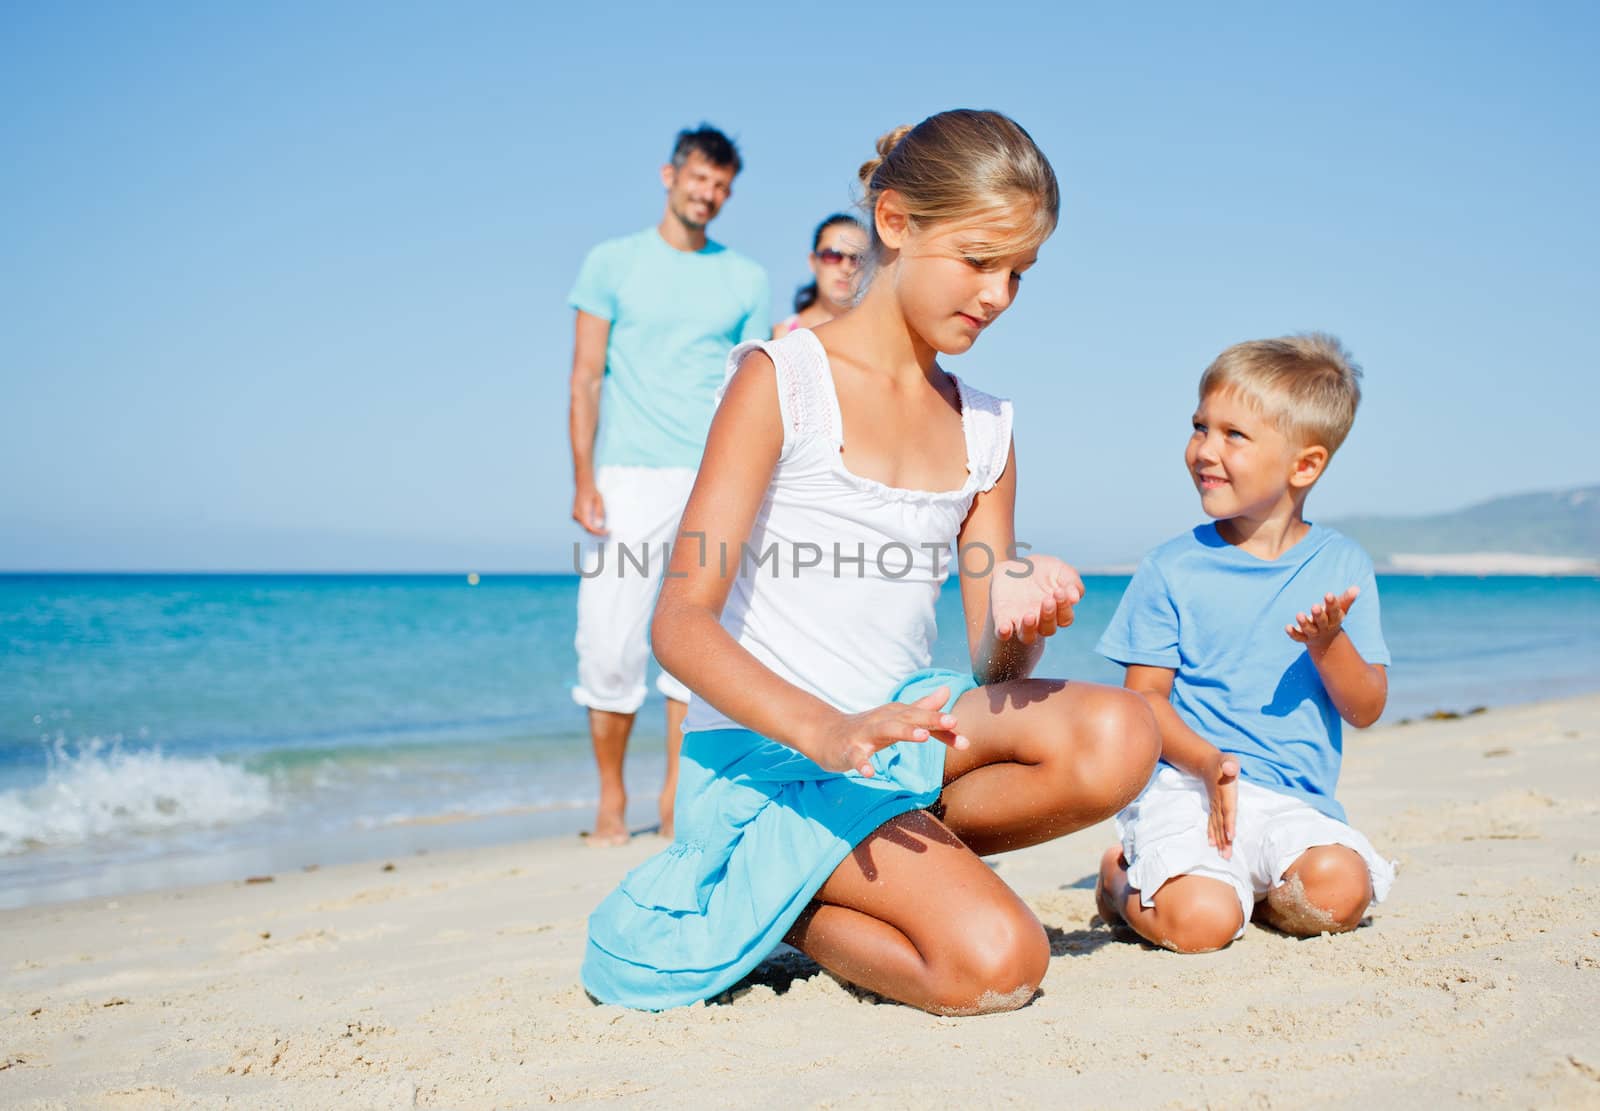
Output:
[566,124,769,845]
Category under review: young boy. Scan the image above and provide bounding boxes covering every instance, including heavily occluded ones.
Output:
[1095,334,1396,953]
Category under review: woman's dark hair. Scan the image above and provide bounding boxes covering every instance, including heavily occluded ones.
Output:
[793,213,865,314]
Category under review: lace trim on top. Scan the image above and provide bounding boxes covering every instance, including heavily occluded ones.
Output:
[726,329,1012,504]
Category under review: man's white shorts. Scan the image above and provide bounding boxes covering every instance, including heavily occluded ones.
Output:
[1115,765,1397,939]
[572,464,696,714]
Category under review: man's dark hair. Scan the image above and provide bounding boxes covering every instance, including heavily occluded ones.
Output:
[671,124,742,174]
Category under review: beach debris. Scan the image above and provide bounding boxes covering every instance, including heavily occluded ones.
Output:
[1483,747,1513,758]
[382,862,396,872]
[259,931,271,939]
[29,1008,41,1017]
[101,997,129,1008]
[244,875,274,885]
[1418,706,1491,721]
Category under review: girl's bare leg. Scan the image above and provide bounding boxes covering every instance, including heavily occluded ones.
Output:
[938,680,1160,855]
[785,808,1049,1015]
[785,680,1158,1012]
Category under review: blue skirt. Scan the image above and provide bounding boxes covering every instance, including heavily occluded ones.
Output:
[582,667,977,1010]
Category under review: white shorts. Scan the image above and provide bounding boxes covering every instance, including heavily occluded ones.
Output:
[572,465,696,713]
[1115,765,1396,939]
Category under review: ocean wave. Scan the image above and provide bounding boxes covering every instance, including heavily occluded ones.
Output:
[0,742,276,854]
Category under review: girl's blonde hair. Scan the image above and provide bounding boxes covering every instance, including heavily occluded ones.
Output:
[857,109,1059,261]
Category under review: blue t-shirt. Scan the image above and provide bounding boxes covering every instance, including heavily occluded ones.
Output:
[1096,523,1390,821]
[569,228,770,468]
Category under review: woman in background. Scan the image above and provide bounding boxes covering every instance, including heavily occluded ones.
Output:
[772,213,869,338]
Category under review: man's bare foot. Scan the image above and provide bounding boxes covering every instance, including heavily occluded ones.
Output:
[586,797,629,847]
[1095,845,1130,928]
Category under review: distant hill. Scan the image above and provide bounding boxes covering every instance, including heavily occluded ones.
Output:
[1328,485,1600,571]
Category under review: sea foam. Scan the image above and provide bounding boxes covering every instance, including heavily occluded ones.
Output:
[0,742,276,854]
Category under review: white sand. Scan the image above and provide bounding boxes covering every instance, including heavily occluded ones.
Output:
[4,695,1600,1108]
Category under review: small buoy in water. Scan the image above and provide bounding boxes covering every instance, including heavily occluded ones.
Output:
[467,572,480,586]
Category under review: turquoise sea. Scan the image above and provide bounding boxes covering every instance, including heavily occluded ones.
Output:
[3,572,1598,908]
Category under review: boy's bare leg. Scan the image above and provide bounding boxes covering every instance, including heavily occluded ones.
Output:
[1096,846,1243,953]
[588,709,633,846]
[658,697,686,839]
[1095,845,1132,928]
[1258,845,1371,935]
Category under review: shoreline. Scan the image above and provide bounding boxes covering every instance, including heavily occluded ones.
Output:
[7,676,1600,913]
[3,692,1598,1105]
[7,674,1600,913]
[1081,562,1600,578]
[7,558,1599,578]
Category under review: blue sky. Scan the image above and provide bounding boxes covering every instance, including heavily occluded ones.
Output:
[2,1,1596,570]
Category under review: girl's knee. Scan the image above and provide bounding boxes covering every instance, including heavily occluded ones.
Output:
[1272,846,1371,933]
[1068,688,1160,816]
[928,909,1048,1015]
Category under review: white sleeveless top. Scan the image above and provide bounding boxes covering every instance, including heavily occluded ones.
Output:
[683,328,1014,734]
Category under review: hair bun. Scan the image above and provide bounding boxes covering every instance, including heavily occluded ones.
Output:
[857,123,914,192]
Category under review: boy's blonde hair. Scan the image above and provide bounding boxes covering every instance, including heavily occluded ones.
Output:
[1199,333,1363,456]
[857,109,1059,262]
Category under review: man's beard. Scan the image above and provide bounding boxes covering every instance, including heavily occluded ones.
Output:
[672,201,710,231]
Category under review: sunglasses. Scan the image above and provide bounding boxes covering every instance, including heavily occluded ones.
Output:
[814,248,865,267]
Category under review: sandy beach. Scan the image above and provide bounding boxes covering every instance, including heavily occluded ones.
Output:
[4,694,1599,1108]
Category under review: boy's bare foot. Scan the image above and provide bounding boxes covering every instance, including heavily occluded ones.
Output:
[1094,845,1130,928]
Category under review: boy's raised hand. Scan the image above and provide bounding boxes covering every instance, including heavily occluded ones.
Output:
[803,688,970,777]
[1286,585,1360,647]
[1204,749,1240,859]
[991,554,1085,646]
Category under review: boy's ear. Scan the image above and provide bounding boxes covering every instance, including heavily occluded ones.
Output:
[875,190,911,249]
[1290,443,1329,489]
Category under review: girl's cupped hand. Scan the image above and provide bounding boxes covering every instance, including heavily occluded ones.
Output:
[991,554,1084,645]
[802,687,969,777]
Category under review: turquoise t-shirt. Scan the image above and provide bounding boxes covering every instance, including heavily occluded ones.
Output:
[1095,523,1390,822]
[569,228,770,468]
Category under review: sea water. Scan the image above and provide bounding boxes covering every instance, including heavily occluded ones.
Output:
[2,572,1596,908]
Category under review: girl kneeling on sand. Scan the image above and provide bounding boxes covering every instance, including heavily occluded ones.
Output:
[583,109,1160,1015]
